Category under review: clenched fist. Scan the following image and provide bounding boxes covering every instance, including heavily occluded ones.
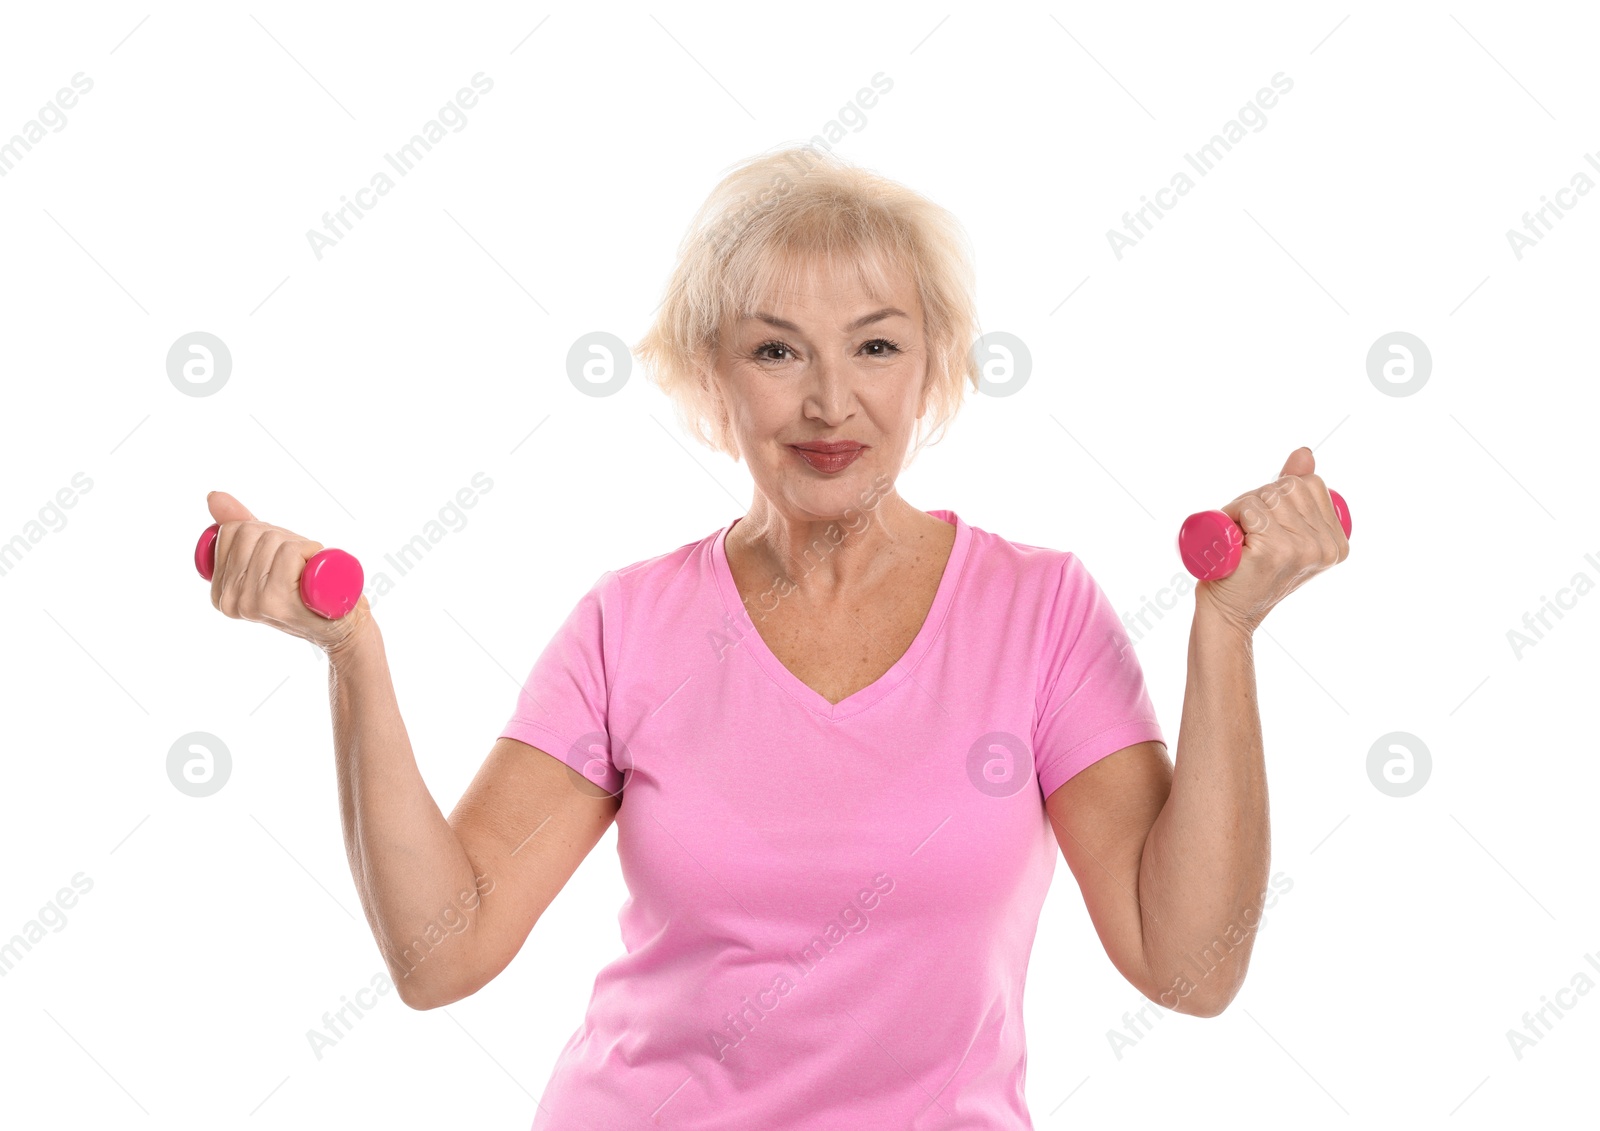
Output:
[1194,447,1350,637]
[203,491,371,655]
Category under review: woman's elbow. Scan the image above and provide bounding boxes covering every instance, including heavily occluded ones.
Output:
[1170,978,1245,1018]
[391,960,486,1011]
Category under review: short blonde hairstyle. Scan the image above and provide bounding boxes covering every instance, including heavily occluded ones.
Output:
[634,145,982,467]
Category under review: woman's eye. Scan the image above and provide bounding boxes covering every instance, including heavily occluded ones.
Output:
[753,338,900,361]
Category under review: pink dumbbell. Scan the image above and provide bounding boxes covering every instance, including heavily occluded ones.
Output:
[194,523,364,619]
[1178,489,1351,581]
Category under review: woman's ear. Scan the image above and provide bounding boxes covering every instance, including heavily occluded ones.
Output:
[698,353,742,464]
[719,400,743,464]
[916,362,934,420]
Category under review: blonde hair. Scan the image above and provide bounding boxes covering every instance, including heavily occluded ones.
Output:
[634,145,982,467]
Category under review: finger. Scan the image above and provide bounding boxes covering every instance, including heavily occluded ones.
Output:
[1301,472,1350,561]
[1300,471,1336,524]
[1218,467,1296,538]
[240,534,291,622]
[255,538,321,625]
[1278,446,1313,479]
[1224,457,1320,537]
[1218,490,1276,538]
[213,521,266,617]
[207,491,256,524]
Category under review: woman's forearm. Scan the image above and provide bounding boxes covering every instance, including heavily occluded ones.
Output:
[1135,597,1270,1015]
[326,610,484,1006]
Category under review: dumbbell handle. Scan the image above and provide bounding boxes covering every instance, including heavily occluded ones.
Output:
[194,523,364,620]
[1178,489,1351,581]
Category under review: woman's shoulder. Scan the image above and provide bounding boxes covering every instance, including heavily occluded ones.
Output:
[957,514,1079,589]
[589,523,727,598]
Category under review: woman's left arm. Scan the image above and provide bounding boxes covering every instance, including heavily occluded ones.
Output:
[1047,446,1349,1017]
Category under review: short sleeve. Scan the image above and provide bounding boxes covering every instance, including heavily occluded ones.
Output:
[500,570,625,794]
[1033,554,1166,800]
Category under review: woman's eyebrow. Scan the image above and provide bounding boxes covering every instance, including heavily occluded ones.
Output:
[745,307,909,333]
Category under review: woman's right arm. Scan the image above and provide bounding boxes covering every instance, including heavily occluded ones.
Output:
[327,614,622,1010]
[201,495,619,1010]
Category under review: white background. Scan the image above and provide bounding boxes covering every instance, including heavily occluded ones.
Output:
[1,2,1594,1128]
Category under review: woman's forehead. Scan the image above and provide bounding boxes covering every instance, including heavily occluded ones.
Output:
[743,265,915,315]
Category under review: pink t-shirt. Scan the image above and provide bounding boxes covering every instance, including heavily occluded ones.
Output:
[500,509,1165,1129]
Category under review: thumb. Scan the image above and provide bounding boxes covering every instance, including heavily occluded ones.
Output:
[1279,446,1314,479]
[207,490,256,524]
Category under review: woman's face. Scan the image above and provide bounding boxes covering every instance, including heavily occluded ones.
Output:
[712,256,928,524]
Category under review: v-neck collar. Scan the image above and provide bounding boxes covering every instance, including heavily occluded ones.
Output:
[710,509,972,721]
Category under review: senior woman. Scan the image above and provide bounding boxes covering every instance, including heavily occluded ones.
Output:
[203,146,1348,1128]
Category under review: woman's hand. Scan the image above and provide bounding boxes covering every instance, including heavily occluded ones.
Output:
[1194,446,1349,637]
[204,490,371,655]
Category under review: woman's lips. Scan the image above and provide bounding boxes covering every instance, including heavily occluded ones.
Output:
[789,444,864,473]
